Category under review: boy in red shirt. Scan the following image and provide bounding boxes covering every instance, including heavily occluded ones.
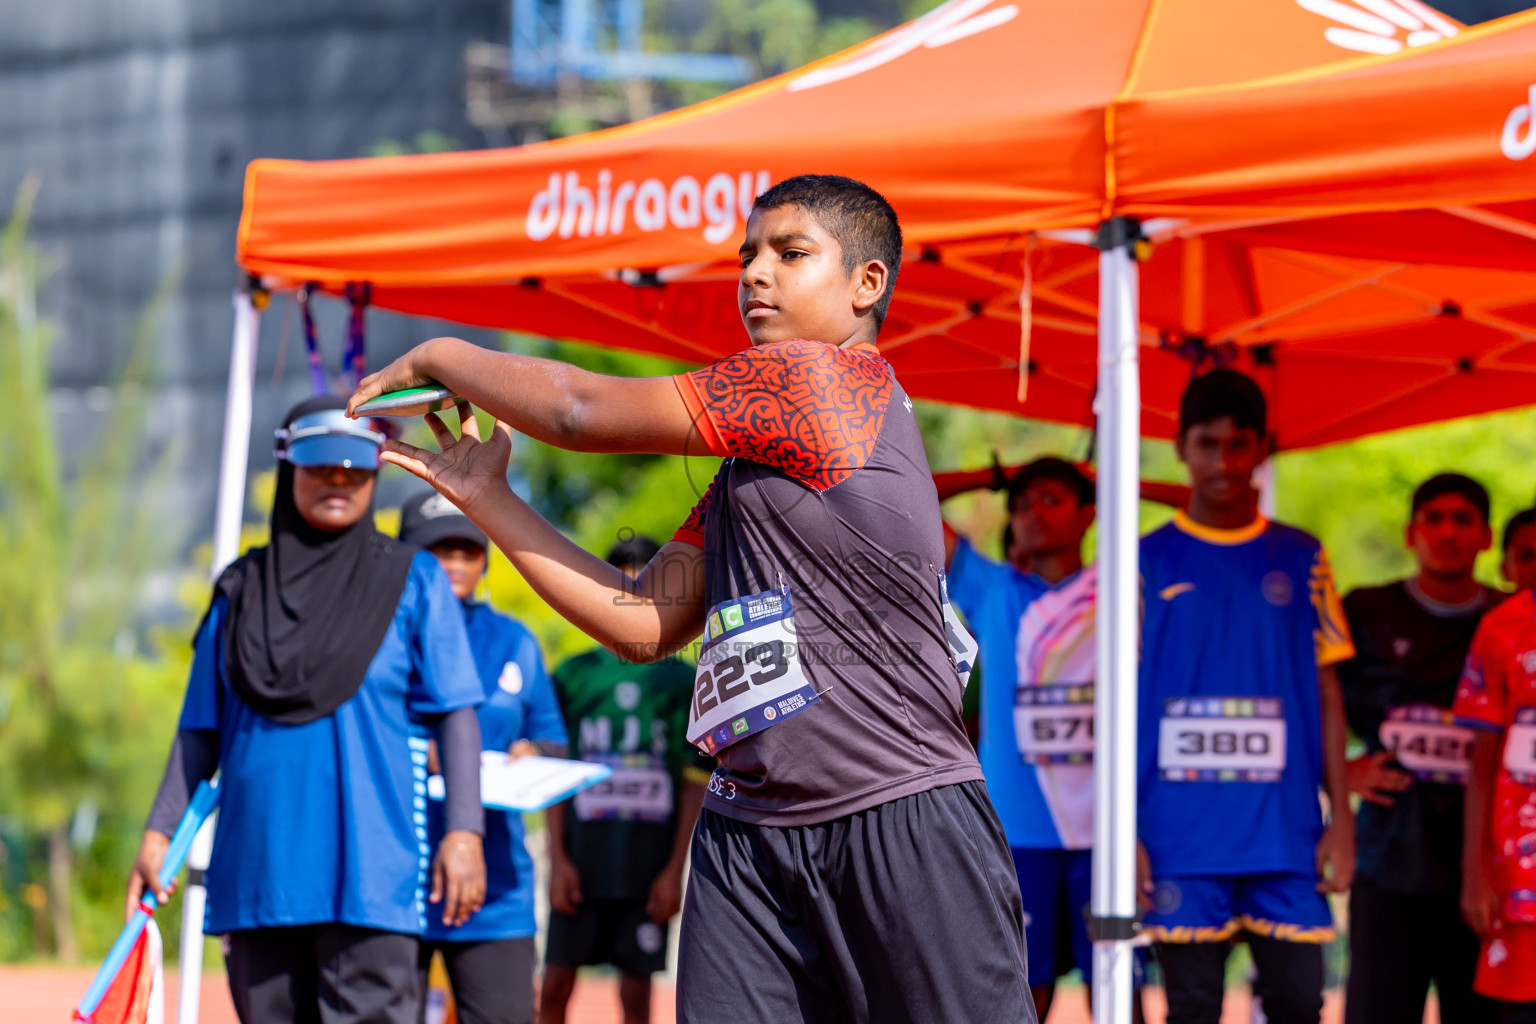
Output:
[1456,581,1536,1019]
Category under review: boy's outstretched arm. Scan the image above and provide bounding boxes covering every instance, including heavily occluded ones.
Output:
[348,337,701,456]
[386,405,707,660]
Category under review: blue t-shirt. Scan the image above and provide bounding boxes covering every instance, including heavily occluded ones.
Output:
[424,601,567,943]
[1137,513,1354,877]
[952,538,1091,849]
[181,550,483,936]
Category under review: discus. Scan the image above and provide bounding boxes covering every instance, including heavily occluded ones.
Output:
[355,385,460,416]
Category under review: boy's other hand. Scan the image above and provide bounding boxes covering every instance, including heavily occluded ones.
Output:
[347,338,448,418]
[125,830,175,922]
[1315,819,1355,893]
[509,740,539,760]
[550,854,584,916]
[1348,751,1413,806]
[381,402,514,516]
[647,864,685,924]
[1462,859,1503,937]
[431,829,486,928]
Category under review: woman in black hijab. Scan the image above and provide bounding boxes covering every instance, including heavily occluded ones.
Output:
[128,395,487,1024]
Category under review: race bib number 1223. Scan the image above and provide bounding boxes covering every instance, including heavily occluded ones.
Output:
[687,588,818,755]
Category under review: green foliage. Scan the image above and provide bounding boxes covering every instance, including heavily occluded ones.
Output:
[367,131,463,158]
[651,0,883,106]
[0,181,192,961]
[1279,407,1536,593]
[687,0,878,76]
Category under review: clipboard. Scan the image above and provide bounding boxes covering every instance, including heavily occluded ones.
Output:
[427,752,612,813]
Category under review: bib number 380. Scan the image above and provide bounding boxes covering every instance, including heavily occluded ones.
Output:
[687,588,818,755]
[1158,696,1287,782]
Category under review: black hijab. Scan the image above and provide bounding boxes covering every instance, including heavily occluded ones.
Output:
[207,395,417,724]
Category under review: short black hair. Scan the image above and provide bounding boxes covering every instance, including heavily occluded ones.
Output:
[1412,472,1490,524]
[606,534,661,573]
[1504,508,1536,553]
[753,174,903,327]
[1007,457,1094,511]
[1179,367,1267,437]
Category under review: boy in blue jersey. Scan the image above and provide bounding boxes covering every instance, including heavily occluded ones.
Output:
[945,458,1103,1020]
[399,492,569,1024]
[1137,368,1354,1024]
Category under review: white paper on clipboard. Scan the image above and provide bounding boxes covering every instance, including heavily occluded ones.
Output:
[426,752,612,813]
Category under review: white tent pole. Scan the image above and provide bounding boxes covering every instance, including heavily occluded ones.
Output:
[1256,457,1278,519]
[1090,219,1142,1024]
[177,283,260,1024]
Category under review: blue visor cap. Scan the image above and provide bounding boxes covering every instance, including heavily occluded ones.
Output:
[276,409,385,470]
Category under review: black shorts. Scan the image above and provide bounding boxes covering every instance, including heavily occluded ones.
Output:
[1344,877,1495,1024]
[676,780,1035,1024]
[544,899,670,977]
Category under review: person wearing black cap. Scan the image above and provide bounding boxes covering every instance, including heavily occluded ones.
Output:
[1340,472,1502,1024]
[399,491,568,1024]
[127,396,488,1024]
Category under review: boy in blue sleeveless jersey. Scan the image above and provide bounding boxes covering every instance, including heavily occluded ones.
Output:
[1136,369,1355,1024]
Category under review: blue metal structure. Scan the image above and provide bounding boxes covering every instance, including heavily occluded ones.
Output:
[511,0,753,86]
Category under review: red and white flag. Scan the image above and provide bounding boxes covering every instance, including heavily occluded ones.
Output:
[76,921,163,1024]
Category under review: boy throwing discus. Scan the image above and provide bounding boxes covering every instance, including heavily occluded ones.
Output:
[348,174,1034,1024]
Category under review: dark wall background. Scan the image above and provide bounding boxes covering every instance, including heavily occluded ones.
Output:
[1,0,506,558]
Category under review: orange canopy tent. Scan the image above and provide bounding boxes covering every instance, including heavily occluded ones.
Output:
[235,0,1536,447]
[215,5,1536,1021]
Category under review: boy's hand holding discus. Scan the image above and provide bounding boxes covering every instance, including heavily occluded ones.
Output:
[381,400,517,521]
[350,338,708,662]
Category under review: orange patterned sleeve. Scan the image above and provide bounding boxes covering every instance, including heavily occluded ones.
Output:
[673,339,893,491]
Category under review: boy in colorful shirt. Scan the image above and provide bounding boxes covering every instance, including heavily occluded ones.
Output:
[1136,368,1355,1024]
[541,536,712,1024]
[1456,567,1536,1017]
[350,174,1033,1024]
[945,457,1104,1020]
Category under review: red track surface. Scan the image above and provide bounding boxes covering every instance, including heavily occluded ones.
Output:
[0,967,674,1024]
[0,968,1390,1024]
